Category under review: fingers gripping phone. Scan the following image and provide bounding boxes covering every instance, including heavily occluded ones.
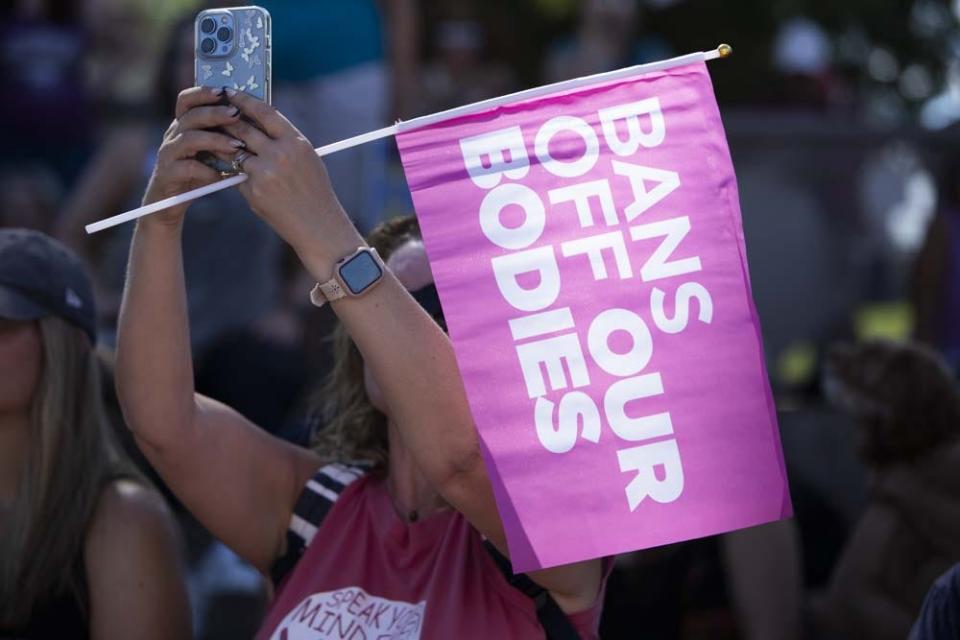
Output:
[194,6,271,174]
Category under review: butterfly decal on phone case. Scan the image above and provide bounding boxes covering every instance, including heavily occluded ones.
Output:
[194,6,271,104]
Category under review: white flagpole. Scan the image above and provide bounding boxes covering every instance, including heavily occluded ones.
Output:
[86,44,732,234]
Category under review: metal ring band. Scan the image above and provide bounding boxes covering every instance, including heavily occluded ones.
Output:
[232,150,251,173]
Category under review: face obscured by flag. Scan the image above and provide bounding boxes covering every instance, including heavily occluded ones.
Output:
[397,60,790,571]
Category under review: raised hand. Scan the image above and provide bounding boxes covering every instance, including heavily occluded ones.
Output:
[142,86,245,224]
[222,89,364,279]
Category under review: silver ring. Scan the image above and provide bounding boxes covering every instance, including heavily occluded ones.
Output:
[232,150,251,173]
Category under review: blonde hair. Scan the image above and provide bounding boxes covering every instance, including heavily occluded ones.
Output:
[0,317,138,626]
[310,216,423,470]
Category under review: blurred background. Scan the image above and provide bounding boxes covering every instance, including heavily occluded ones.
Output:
[3,0,960,638]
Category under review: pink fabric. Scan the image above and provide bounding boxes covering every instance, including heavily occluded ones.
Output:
[396,61,791,572]
[257,475,608,639]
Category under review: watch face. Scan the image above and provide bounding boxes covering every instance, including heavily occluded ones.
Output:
[339,250,383,295]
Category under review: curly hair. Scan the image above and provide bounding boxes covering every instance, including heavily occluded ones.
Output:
[825,340,960,467]
[308,215,424,470]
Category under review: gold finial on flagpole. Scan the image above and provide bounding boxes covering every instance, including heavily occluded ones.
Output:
[717,43,733,58]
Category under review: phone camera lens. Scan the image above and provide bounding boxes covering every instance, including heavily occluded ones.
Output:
[216,26,232,42]
[200,37,216,54]
[200,17,216,34]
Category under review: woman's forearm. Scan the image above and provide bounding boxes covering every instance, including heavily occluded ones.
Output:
[115,216,197,449]
[297,220,483,485]
[114,86,244,444]
[115,213,325,573]
[219,87,500,535]
[325,263,481,489]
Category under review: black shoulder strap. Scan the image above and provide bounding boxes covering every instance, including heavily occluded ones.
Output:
[270,462,369,587]
[483,540,582,640]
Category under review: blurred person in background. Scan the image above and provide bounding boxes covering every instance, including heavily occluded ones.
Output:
[720,521,803,640]
[0,229,190,639]
[114,86,609,638]
[814,340,960,640]
[0,0,92,184]
[0,166,61,233]
[260,0,420,233]
[80,0,157,117]
[601,520,802,639]
[543,0,672,84]
[417,2,517,114]
[912,149,960,371]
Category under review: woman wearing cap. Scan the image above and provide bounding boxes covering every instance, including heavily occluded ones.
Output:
[115,86,607,638]
[0,230,191,638]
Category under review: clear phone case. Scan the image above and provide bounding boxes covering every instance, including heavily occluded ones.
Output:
[195,6,271,104]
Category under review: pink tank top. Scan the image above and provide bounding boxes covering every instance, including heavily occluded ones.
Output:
[257,473,607,639]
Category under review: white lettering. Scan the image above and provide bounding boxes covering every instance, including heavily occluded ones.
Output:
[535,116,600,178]
[604,374,673,441]
[613,160,681,221]
[599,97,666,156]
[459,125,529,189]
[548,179,617,227]
[587,308,652,377]
[491,246,561,312]
[618,440,685,509]
[651,283,713,334]
[516,333,590,398]
[535,392,601,454]
[630,216,702,282]
[479,183,545,250]
[561,231,633,281]
[509,307,575,341]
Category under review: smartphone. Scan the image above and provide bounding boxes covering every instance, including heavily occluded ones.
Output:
[194,6,271,173]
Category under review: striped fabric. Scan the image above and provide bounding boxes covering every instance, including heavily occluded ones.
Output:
[270,462,369,586]
[267,461,585,639]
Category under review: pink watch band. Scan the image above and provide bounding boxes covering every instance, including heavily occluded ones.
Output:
[308,247,383,308]
[309,279,346,308]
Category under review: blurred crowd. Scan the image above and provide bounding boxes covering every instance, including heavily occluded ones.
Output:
[2,0,960,638]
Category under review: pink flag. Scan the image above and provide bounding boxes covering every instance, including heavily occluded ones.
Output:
[396,60,791,572]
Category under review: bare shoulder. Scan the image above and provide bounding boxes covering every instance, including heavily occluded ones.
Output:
[85,479,192,639]
[86,479,177,548]
[84,479,184,582]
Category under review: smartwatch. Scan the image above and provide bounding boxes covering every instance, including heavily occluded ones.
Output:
[310,247,385,307]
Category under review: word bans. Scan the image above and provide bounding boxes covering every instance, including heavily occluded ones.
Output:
[469,103,679,252]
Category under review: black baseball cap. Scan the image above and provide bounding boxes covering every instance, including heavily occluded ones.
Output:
[0,229,97,343]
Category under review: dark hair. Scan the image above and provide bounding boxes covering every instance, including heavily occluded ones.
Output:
[309,216,424,469]
[829,340,960,466]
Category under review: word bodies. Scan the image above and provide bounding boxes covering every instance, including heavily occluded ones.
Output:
[459,97,712,510]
